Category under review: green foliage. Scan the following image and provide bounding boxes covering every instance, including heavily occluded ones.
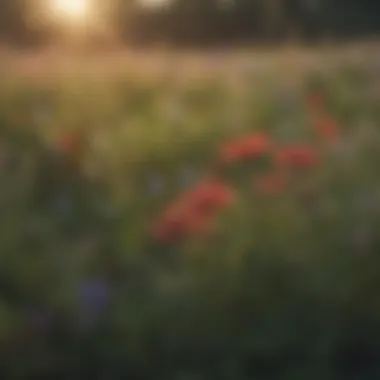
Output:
[0,62,379,378]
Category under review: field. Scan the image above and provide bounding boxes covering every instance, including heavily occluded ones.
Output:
[1,44,380,379]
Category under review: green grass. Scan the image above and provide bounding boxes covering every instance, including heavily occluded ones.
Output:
[0,51,380,379]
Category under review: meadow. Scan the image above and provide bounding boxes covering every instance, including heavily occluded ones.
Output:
[0,45,380,379]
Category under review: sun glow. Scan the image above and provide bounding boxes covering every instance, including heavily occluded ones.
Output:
[47,0,94,25]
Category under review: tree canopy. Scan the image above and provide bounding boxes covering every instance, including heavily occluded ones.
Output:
[0,0,379,46]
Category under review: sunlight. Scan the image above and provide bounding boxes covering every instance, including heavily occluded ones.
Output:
[47,0,93,25]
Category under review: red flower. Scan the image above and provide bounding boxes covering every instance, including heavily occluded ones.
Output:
[186,179,235,215]
[57,132,82,154]
[312,115,340,142]
[152,207,210,242]
[151,179,234,243]
[275,144,319,169]
[161,200,188,221]
[219,133,271,163]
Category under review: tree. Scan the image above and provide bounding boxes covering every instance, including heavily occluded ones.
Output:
[0,0,380,46]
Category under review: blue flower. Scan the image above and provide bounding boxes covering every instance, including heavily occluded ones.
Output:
[77,276,110,328]
[79,277,110,311]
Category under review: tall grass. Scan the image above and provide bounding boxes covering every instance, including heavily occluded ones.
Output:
[0,52,379,379]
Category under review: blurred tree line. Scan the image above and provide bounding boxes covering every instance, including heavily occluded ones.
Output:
[0,0,379,47]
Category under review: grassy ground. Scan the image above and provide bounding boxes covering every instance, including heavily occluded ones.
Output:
[0,46,380,379]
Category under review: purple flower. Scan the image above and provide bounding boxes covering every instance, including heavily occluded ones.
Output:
[79,277,110,311]
[77,277,110,328]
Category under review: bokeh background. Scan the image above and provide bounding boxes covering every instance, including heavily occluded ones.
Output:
[0,1,380,379]
[0,0,379,47]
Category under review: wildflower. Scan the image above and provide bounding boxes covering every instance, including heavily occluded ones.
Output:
[152,209,195,242]
[79,277,110,311]
[77,276,110,328]
[151,179,234,243]
[219,133,271,163]
[56,131,83,156]
[151,197,190,241]
[185,179,235,215]
[275,144,319,169]
[153,207,214,242]
[312,115,340,142]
